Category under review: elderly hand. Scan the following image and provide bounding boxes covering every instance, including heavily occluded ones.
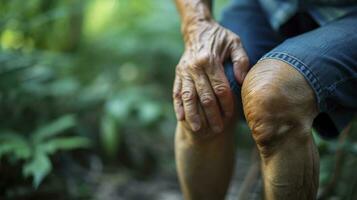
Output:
[173,19,249,133]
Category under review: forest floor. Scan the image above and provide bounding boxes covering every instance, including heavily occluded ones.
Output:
[93,149,262,200]
[1,148,263,200]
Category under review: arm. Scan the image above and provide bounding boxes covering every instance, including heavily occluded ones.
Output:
[173,0,249,133]
[174,0,212,28]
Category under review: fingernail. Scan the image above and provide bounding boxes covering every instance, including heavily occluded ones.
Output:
[241,72,247,82]
[213,125,222,133]
[176,113,183,121]
[175,108,184,121]
[179,110,185,121]
[192,122,200,131]
[192,116,201,131]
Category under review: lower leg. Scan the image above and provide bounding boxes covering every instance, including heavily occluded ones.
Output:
[261,130,319,200]
[175,121,235,200]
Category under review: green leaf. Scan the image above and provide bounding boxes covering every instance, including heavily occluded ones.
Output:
[137,101,161,124]
[32,114,76,143]
[23,151,52,188]
[0,131,31,160]
[100,113,120,158]
[0,131,24,141]
[105,98,132,121]
[39,136,91,155]
[49,78,79,96]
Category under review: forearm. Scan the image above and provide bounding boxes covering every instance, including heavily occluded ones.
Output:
[174,0,213,33]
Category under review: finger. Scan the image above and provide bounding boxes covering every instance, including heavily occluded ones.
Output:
[181,75,201,131]
[230,41,250,84]
[173,75,184,121]
[191,69,224,133]
[205,62,234,119]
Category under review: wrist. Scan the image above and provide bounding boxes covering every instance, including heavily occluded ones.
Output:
[182,18,216,44]
[180,0,213,33]
[182,15,213,31]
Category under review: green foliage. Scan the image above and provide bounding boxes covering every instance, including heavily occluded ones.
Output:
[1,0,355,199]
[0,0,181,195]
[0,115,91,188]
[100,112,120,159]
[32,115,76,142]
[22,151,51,189]
[0,131,31,160]
[314,120,357,199]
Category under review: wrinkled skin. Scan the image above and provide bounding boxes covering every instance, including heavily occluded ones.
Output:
[242,59,319,200]
[173,0,319,200]
[173,0,249,134]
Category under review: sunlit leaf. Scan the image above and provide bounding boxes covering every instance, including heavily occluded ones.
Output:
[138,101,161,124]
[105,98,132,121]
[1,29,25,49]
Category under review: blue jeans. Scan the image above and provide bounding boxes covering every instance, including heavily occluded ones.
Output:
[221,0,357,138]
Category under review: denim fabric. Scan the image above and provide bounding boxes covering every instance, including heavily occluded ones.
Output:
[221,0,357,137]
[226,0,357,30]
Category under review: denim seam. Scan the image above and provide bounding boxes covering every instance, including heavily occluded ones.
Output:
[258,51,325,111]
[323,75,357,112]
[326,75,357,94]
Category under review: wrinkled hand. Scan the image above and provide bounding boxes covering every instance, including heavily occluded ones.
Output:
[173,20,249,133]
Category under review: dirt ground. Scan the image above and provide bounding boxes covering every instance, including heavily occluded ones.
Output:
[93,149,262,200]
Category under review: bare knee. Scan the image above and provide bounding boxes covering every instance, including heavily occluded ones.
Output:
[242,59,318,157]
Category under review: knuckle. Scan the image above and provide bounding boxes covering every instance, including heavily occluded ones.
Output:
[175,66,181,73]
[175,66,184,75]
[185,112,196,121]
[182,90,195,102]
[233,36,241,44]
[194,53,211,66]
[172,90,181,99]
[200,94,215,106]
[213,84,229,96]
[181,120,202,133]
[176,60,189,72]
[188,64,201,74]
[238,56,249,66]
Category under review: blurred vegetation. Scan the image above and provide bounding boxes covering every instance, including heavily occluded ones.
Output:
[0,0,356,199]
[0,0,183,198]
